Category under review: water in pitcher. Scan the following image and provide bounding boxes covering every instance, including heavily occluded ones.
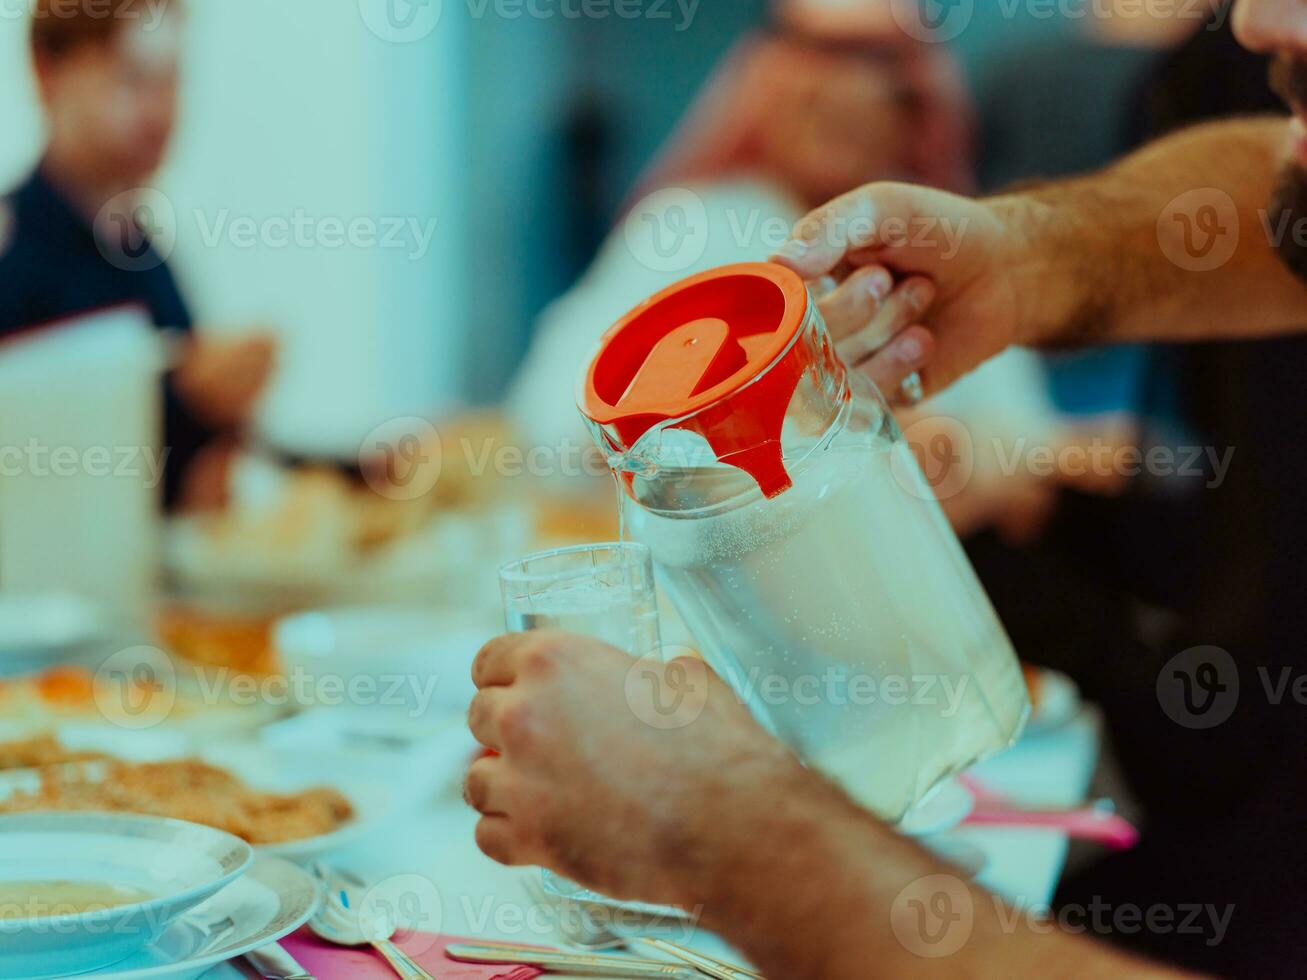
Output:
[623,438,1029,823]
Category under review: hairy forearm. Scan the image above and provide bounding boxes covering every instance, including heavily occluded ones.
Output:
[997,116,1307,348]
[686,772,1194,979]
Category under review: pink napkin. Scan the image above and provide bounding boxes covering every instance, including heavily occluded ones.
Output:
[278,928,541,979]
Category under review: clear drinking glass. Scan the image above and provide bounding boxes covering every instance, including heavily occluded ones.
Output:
[499,543,667,912]
[499,542,661,656]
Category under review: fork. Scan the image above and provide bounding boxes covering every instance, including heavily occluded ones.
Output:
[522,874,765,980]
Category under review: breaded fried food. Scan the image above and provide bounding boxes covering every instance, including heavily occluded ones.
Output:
[0,734,108,771]
[0,758,354,844]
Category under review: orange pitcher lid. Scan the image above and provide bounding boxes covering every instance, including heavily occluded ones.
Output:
[580,262,814,498]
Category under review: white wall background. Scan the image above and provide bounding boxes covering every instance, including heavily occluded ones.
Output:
[0,0,469,456]
[0,8,42,185]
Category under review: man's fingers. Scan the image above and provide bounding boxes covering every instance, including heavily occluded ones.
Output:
[464,756,510,816]
[474,816,533,867]
[835,277,936,365]
[857,325,935,399]
[816,265,893,342]
[772,191,879,277]
[772,183,925,278]
[468,687,509,749]
[471,634,523,689]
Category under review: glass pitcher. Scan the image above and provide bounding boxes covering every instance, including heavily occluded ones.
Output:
[578,262,1029,823]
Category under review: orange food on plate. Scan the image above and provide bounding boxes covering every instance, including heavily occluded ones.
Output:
[156,607,280,676]
[33,666,96,706]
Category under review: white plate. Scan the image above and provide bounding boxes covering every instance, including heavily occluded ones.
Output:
[0,593,115,677]
[90,854,319,980]
[0,813,253,979]
[195,743,399,861]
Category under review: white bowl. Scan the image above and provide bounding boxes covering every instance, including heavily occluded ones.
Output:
[0,813,253,979]
[0,592,115,677]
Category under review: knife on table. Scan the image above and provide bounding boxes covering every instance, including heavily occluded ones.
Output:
[445,943,699,978]
[243,941,317,980]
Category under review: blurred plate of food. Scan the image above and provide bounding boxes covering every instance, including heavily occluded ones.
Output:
[1021,664,1083,734]
[0,732,396,860]
[155,606,282,679]
[273,605,494,720]
[0,663,287,743]
[164,434,531,612]
[0,592,119,678]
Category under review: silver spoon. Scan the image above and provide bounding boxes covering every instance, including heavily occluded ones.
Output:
[306,866,435,980]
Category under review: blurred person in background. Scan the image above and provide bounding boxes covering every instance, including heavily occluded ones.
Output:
[958,0,1207,626]
[976,0,1206,418]
[509,0,1128,543]
[1045,3,1307,975]
[0,0,275,511]
[506,0,970,453]
[927,4,1307,970]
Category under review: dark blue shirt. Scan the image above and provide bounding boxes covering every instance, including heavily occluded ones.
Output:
[0,168,214,507]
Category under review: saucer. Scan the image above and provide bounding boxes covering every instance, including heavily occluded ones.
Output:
[87,855,318,980]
